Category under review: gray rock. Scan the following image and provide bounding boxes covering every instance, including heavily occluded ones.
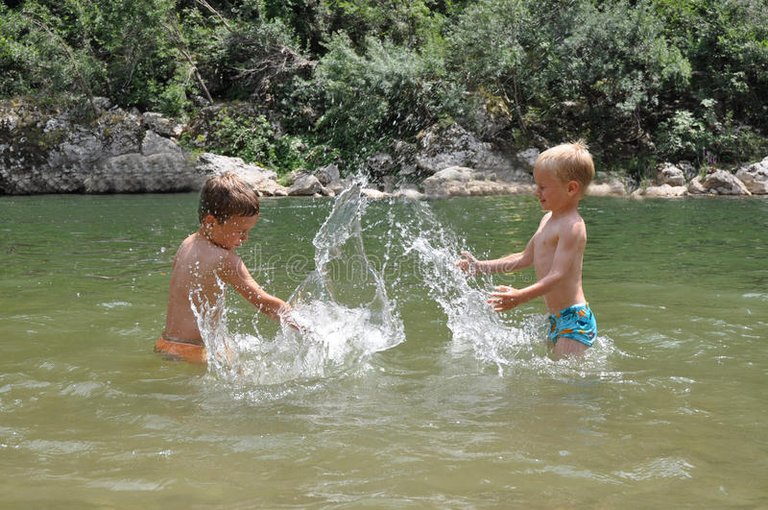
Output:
[633,183,688,198]
[393,187,425,201]
[0,100,198,194]
[701,169,751,195]
[687,176,708,194]
[422,166,474,196]
[656,163,686,186]
[86,152,198,193]
[313,163,343,193]
[414,123,527,182]
[516,148,540,169]
[288,173,327,196]
[196,152,277,182]
[735,157,768,194]
[141,130,182,156]
[142,112,184,138]
[195,152,286,196]
[587,179,627,196]
[361,188,391,200]
[677,160,698,181]
[422,166,533,197]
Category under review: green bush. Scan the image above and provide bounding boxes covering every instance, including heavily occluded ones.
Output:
[299,32,455,161]
[447,0,693,160]
[656,99,768,166]
[182,105,315,176]
[0,4,105,99]
[2,0,767,176]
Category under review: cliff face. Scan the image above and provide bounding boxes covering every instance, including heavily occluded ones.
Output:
[0,99,200,195]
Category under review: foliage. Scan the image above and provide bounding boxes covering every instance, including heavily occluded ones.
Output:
[656,100,768,166]
[0,3,104,99]
[446,0,693,162]
[295,32,456,161]
[1,0,767,177]
[317,0,445,50]
[181,105,315,176]
[217,18,311,101]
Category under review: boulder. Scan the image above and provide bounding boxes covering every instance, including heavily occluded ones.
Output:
[516,148,540,169]
[587,178,627,197]
[413,123,528,182]
[393,184,425,201]
[195,152,289,196]
[85,151,197,193]
[633,183,688,198]
[361,188,391,200]
[287,173,327,196]
[422,166,533,197]
[313,163,343,193]
[422,166,473,196]
[0,100,197,194]
[687,176,708,194]
[142,112,184,138]
[141,130,183,156]
[196,152,276,181]
[365,152,396,182]
[656,163,686,186]
[677,160,698,181]
[735,157,768,194]
[701,169,751,196]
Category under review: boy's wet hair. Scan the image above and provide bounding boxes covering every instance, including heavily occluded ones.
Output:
[198,172,260,223]
[536,140,595,193]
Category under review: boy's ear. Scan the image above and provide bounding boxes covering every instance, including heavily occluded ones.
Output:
[567,180,581,195]
[201,214,219,227]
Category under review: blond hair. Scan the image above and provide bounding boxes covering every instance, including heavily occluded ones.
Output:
[535,141,595,193]
[198,172,260,223]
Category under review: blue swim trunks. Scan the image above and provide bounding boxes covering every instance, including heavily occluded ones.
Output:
[548,303,597,347]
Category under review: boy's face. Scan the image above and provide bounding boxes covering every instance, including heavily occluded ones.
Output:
[204,214,259,250]
[533,166,578,212]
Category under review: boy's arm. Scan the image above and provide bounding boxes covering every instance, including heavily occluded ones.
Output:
[489,219,585,311]
[457,238,534,275]
[222,254,291,321]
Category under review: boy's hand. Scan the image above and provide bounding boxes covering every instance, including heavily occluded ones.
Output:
[455,251,479,275]
[278,305,303,332]
[488,285,523,312]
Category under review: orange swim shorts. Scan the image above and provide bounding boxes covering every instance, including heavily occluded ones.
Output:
[154,336,207,363]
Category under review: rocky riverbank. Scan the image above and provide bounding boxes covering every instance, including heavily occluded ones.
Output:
[1,99,766,198]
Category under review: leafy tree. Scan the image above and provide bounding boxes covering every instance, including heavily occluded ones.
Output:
[296,32,453,161]
[1,0,767,176]
[447,0,693,170]
[323,0,446,50]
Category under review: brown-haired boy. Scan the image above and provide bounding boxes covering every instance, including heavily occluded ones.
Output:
[457,141,597,359]
[156,172,291,363]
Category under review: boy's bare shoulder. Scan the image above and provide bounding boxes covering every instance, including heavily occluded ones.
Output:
[173,233,234,270]
[560,212,587,245]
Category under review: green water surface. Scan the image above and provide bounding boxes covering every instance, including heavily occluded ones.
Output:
[1,193,766,509]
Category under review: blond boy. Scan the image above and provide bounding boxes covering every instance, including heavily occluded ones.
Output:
[457,141,597,358]
[156,172,291,363]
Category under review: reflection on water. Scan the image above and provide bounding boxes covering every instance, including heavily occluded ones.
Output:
[1,192,767,508]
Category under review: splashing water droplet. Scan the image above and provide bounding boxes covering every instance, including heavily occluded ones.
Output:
[198,181,405,386]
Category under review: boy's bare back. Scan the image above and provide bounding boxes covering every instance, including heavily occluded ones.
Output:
[163,232,238,342]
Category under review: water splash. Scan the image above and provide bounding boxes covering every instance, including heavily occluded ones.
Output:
[394,201,536,375]
[198,182,405,386]
[195,181,612,387]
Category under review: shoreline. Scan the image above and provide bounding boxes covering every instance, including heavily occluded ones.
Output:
[2,101,766,198]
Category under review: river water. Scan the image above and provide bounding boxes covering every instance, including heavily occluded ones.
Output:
[1,190,766,509]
